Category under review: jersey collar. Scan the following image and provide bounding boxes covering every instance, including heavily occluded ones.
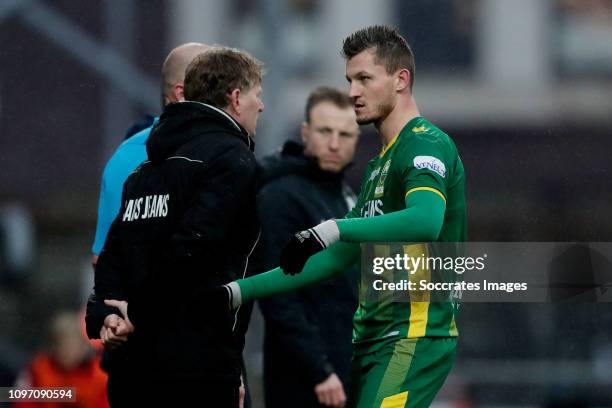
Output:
[379,116,424,157]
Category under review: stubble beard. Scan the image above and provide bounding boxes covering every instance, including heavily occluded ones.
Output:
[356,98,394,127]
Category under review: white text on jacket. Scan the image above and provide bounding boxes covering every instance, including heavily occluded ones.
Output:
[123,194,170,222]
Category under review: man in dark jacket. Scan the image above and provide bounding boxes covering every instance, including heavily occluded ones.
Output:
[255,86,360,408]
[85,47,264,407]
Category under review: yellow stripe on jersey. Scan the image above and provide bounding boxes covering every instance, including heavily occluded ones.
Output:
[407,302,429,338]
[380,132,400,157]
[405,187,446,204]
[405,244,430,338]
[380,391,409,408]
[449,314,458,337]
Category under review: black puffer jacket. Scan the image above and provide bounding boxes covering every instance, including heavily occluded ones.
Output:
[86,101,259,382]
[253,141,359,408]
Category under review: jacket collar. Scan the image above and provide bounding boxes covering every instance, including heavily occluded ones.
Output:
[180,101,254,151]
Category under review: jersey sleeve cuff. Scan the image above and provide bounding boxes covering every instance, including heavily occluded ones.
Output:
[226,281,242,309]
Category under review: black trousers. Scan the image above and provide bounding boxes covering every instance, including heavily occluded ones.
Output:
[107,375,240,407]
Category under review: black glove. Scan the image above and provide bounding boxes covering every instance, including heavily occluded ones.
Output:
[279,220,340,275]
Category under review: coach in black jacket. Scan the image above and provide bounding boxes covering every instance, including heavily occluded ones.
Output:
[85,47,264,407]
[255,87,360,408]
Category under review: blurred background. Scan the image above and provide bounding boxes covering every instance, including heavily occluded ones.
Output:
[1,0,612,406]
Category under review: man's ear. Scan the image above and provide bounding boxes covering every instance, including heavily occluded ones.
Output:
[229,88,241,114]
[396,69,411,92]
[300,121,310,144]
[172,83,185,102]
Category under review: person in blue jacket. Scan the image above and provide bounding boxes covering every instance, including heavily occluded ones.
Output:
[91,42,210,265]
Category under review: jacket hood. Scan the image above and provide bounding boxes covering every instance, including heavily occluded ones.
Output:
[146,101,253,164]
[259,140,347,187]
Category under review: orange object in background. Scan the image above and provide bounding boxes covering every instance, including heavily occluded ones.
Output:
[13,310,109,408]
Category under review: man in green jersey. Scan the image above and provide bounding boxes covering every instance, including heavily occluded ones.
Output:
[220,25,465,407]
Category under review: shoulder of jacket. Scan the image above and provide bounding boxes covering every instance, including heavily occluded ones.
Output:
[186,130,252,161]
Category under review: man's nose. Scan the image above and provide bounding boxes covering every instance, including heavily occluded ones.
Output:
[329,134,340,150]
[349,83,361,99]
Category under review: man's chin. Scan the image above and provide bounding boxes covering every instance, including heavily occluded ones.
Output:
[356,115,375,125]
[319,162,343,173]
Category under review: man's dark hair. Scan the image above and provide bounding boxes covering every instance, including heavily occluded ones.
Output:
[342,25,415,90]
[184,47,263,108]
[304,86,353,122]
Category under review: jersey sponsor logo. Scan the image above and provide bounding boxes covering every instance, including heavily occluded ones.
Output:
[413,155,446,178]
[123,194,170,222]
[369,167,381,182]
[412,125,429,133]
[374,159,392,198]
[361,199,384,218]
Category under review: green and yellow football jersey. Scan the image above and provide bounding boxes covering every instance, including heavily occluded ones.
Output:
[347,116,466,350]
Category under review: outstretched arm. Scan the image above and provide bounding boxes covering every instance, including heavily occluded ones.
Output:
[228,241,359,305]
[221,190,444,307]
[280,189,445,274]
